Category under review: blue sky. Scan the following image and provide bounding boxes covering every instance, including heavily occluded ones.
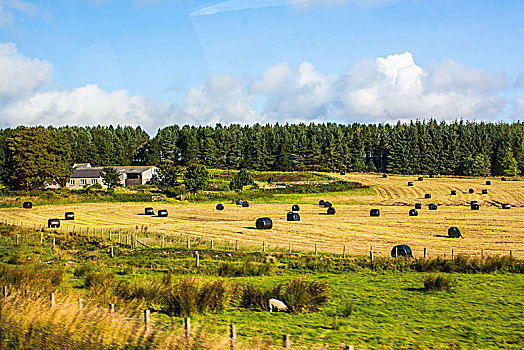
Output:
[0,0,523,134]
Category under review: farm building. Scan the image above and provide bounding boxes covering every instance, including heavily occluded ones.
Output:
[67,163,157,189]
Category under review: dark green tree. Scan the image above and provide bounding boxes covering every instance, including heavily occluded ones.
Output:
[229,169,254,191]
[463,154,491,176]
[3,126,72,190]
[183,163,209,193]
[157,161,181,188]
[101,166,121,189]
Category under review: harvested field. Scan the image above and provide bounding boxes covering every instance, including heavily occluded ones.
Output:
[1,174,523,258]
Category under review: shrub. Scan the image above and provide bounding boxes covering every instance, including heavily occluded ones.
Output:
[0,264,64,292]
[240,284,283,310]
[164,277,200,316]
[423,274,454,291]
[282,278,329,312]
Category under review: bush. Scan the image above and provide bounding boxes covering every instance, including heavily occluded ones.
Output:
[240,284,283,310]
[0,264,64,292]
[423,274,454,291]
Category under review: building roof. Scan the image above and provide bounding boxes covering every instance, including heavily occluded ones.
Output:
[70,166,156,178]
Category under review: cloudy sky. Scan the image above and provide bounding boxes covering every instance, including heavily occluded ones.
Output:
[0,0,523,134]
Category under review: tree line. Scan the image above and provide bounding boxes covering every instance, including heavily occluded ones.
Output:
[0,120,522,189]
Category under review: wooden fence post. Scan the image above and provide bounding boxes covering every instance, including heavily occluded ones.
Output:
[161,235,165,248]
[187,237,191,249]
[52,236,56,251]
[25,289,30,298]
[262,241,266,252]
[50,293,55,308]
[451,249,454,260]
[78,297,83,310]
[118,232,121,244]
[144,309,150,330]
[342,245,346,258]
[424,248,427,258]
[289,243,292,254]
[510,250,513,258]
[211,239,214,250]
[230,324,237,350]
[283,334,291,349]
[110,303,115,313]
[15,234,19,246]
[315,243,318,256]
[2,285,7,298]
[184,317,191,338]
[195,251,200,267]
[40,232,43,245]
[109,230,112,241]
[235,240,238,251]
[370,247,374,261]
[481,249,484,258]
[110,247,114,258]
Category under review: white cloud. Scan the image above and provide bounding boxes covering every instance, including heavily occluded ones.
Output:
[515,72,524,87]
[0,84,176,134]
[0,42,53,100]
[0,0,51,27]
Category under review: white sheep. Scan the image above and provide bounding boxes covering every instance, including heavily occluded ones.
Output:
[268,298,289,312]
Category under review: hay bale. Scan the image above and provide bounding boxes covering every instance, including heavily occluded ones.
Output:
[407,182,414,187]
[22,201,32,209]
[481,189,488,194]
[327,207,336,215]
[425,194,431,199]
[468,189,474,194]
[370,209,380,217]
[158,209,168,217]
[415,203,422,209]
[292,204,300,211]
[418,177,424,181]
[242,201,250,207]
[216,204,224,211]
[382,174,388,178]
[319,200,326,206]
[236,199,243,206]
[486,180,491,185]
[287,212,300,221]
[256,217,272,229]
[323,201,332,208]
[340,170,346,175]
[451,190,457,195]
[502,204,511,209]
[428,203,437,210]
[471,203,480,210]
[145,207,154,215]
[409,209,418,216]
[64,212,75,220]
[391,244,413,258]
[448,227,462,238]
[501,177,507,181]
[47,218,60,228]
[429,174,434,178]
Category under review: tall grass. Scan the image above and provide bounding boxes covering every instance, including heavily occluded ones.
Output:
[0,264,64,292]
[0,292,232,349]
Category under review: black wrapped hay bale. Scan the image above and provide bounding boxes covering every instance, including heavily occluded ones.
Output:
[415,203,422,209]
[22,201,32,209]
[409,209,418,216]
[327,207,336,215]
[501,177,506,181]
[391,244,413,258]
[64,212,74,220]
[370,209,380,217]
[145,207,154,215]
[48,218,60,228]
[407,182,414,187]
[242,201,250,207]
[502,204,511,209]
[292,204,300,211]
[482,189,488,194]
[158,209,168,217]
[418,177,424,181]
[468,189,474,194]
[324,201,332,208]
[451,190,457,195]
[340,170,345,175]
[471,203,480,210]
[429,174,434,178]
[486,180,491,185]
[256,217,272,229]
[287,212,300,221]
[428,203,437,210]
[382,174,388,178]
[236,199,243,206]
[319,200,326,206]
[216,204,224,210]
[448,227,462,238]
[425,194,431,199]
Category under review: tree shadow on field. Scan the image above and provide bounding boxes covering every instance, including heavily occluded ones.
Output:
[404,287,426,292]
